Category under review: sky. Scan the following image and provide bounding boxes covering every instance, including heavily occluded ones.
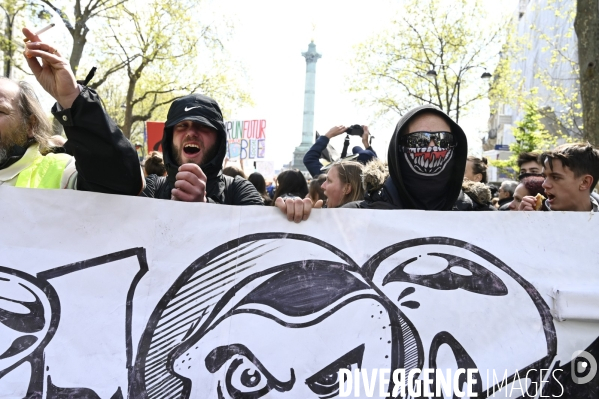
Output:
[210,0,519,170]
[23,0,519,171]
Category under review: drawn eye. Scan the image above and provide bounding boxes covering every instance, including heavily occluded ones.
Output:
[226,357,270,398]
[306,344,365,399]
[306,362,358,399]
[205,344,295,398]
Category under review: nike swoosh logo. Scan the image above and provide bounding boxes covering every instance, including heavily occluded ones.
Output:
[185,105,202,112]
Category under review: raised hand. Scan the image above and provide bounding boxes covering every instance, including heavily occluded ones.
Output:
[171,164,208,202]
[325,125,347,139]
[362,125,371,148]
[22,27,79,109]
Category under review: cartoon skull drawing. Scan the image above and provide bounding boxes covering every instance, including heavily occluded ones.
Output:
[363,237,556,397]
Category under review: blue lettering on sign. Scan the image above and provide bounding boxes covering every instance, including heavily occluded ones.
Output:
[240,139,248,159]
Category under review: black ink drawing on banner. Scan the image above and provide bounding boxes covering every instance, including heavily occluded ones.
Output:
[0,234,589,398]
[542,336,599,398]
[0,266,60,397]
[362,237,558,398]
[130,234,560,399]
[131,233,422,399]
[0,248,147,399]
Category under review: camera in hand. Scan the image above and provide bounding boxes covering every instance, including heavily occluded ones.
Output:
[345,124,364,137]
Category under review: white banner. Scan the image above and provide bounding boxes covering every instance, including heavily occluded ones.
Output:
[0,187,597,398]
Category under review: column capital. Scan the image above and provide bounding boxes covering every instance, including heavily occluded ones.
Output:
[302,41,322,64]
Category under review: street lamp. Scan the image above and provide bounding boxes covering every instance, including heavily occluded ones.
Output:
[425,65,492,123]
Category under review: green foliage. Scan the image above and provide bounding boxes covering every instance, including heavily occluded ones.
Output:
[349,0,508,122]
[85,0,251,139]
[491,99,556,179]
[489,0,583,140]
[2,0,251,144]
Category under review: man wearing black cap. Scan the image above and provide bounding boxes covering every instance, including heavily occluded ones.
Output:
[141,95,263,204]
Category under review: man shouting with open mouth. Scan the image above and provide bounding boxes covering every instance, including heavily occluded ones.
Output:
[141,94,264,204]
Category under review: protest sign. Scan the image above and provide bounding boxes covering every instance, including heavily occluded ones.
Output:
[146,122,164,153]
[253,160,275,180]
[144,119,267,161]
[225,120,266,160]
[0,187,598,398]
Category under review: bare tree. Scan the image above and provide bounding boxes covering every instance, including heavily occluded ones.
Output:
[0,0,39,77]
[93,0,250,139]
[350,0,506,122]
[39,0,126,75]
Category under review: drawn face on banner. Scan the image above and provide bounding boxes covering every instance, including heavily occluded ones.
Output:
[170,267,411,398]
[133,236,422,399]
[132,234,560,398]
[363,237,556,395]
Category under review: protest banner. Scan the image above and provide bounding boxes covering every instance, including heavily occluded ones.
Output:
[0,187,598,398]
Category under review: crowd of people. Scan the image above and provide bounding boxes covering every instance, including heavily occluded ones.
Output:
[1,28,598,224]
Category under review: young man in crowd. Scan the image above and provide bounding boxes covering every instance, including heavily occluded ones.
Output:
[23,28,262,206]
[0,75,140,193]
[497,180,518,210]
[520,143,599,211]
[517,152,542,179]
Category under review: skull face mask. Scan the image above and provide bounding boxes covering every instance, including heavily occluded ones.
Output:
[401,146,455,176]
[397,145,456,210]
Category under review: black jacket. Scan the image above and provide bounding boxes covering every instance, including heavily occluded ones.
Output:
[141,96,262,205]
[344,105,469,210]
[52,87,143,195]
[498,197,512,211]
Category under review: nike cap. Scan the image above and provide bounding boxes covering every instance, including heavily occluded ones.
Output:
[165,93,224,131]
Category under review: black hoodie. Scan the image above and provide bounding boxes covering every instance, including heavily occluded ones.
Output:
[344,104,469,210]
[141,94,263,205]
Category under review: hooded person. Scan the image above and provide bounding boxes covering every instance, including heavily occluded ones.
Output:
[344,104,471,210]
[140,94,263,205]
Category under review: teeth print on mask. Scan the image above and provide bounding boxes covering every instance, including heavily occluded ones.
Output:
[402,146,454,176]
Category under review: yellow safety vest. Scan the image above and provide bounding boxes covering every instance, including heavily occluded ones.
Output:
[15,152,72,189]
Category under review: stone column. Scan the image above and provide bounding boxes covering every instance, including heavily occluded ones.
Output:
[293,41,321,172]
